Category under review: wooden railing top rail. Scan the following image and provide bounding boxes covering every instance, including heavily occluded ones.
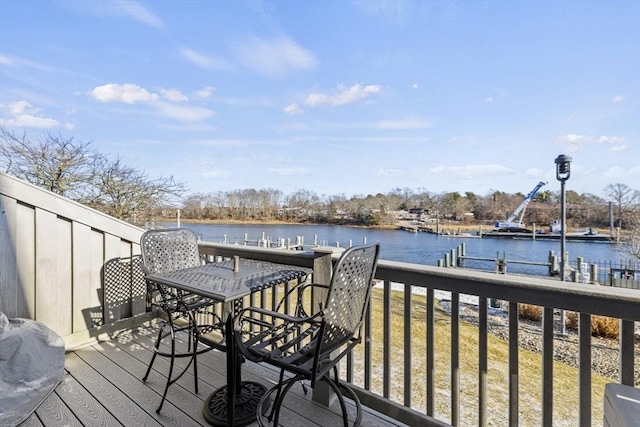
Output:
[197,241,640,321]
[375,259,640,321]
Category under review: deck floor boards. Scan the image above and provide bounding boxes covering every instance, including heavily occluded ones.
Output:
[18,320,407,427]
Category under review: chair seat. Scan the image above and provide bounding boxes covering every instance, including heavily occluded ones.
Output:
[161,290,219,314]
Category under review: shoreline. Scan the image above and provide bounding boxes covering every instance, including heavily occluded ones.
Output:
[173,218,612,234]
[170,218,400,230]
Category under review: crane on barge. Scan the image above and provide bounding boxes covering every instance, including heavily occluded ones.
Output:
[494,181,547,232]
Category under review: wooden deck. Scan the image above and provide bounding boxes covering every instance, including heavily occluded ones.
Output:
[18,320,408,427]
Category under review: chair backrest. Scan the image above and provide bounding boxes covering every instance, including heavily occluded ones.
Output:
[320,242,380,353]
[140,228,202,275]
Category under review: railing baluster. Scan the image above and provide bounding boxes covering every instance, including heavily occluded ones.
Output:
[427,288,434,416]
[364,299,372,390]
[509,302,519,427]
[451,292,460,425]
[383,280,391,399]
[542,306,554,426]
[404,283,412,407]
[619,319,635,385]
[479,296,487,427]
[347,348,354,384]
[579,312,591,426]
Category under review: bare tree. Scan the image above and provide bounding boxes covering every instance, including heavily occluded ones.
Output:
[0,126,97,198]
[623,210,640,260]
[80,156,186,223]
[0,127,187,223]
[604,183,640,228]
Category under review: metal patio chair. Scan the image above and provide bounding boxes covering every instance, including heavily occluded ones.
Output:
[140,228,224,413]
[234,242,380,426]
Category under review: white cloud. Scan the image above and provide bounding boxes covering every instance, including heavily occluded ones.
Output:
[159,89,188,102]
[484,97,494,103]
[0,114,58,128]
[376,168,405,177]
[180,47,232,70]
[598,135,624,144]
[116,1,164,29]
[354,0,411,23]
[610,145,628,152]
[89,83,215,121]
[236,35,317,76]
[559,133,589,144]
[346,136,430,143]
[429,164,514,178]
[412,83,419,89]
[603,165,640,181]
[0,101,59,128]
[557,133,627,153]
[283,103,303,115]
[564,144,582,153]
[90,83,159,104]
[194,86,215,99]
[612,95,624,103]
[304,84,382,107]
[202,169,231,179]
[0,53,51,71]
[0,54,13,66]
[268,167,309,176]
[191,138,258,147]
[65,1,164,29]
[153,102,215,121]
[525,168,544,177]
[374,118,431,130]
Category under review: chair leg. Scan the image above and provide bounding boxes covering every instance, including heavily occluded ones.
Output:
[317,366,362,427]
[143,313,212,414]
[156,325,177,414]
[191,316,199,394]
[266,369,287,421]
[322,376,351,427]
[271,376,301,427]
[142,321,166,382]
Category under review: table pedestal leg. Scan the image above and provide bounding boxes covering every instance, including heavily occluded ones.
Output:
[202,314,266,427]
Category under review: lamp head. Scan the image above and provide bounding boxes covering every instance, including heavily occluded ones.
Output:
[555,154,572,181]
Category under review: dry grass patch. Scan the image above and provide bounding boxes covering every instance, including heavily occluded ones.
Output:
[565,312,620,339]
[519,303,543,321]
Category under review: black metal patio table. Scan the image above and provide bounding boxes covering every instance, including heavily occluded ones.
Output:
[145,257,311,426]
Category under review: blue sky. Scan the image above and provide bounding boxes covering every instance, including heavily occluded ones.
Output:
[1,0,638,199]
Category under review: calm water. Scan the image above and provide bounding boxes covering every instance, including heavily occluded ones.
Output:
[163,222,630,279]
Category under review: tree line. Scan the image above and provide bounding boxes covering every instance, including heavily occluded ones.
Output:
[2,127,639,258]
[180,184,639,230]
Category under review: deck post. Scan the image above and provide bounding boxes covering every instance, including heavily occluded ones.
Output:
[311,246,344,406]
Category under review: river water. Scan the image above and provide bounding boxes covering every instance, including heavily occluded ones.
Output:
[163,222,632,280]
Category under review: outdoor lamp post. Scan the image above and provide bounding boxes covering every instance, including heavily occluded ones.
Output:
[555,154,572,335]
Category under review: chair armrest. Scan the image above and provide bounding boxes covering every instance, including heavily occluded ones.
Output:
[233,306,323,363]
[275,282,330,317]
[235,306,321,325]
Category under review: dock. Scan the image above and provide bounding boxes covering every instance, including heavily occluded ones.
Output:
[481,231,614,242]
